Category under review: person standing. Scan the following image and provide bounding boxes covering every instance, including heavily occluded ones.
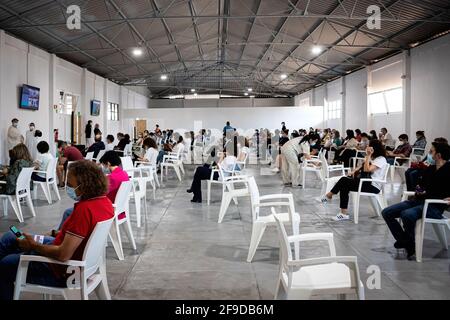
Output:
[280,135,303,187]
[25,123,39,160]
[85,120,93,147]
[93,123,101,136]
[7,118,24,153]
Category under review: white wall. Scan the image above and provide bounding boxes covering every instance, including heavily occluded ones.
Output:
[325,78,343,132]
[345,69,367,132]
[122,106,325,135]
[411,33,450,142]
[0,29,150,163]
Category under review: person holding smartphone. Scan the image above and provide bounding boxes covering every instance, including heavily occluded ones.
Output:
[0,160,113,300]
[381,142,450,260]
[317,140,388,221]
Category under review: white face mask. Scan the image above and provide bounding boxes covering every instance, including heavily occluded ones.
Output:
[12,122,18,128]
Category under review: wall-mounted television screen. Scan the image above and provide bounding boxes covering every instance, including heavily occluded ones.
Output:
[20,84,40,110]
[91,99,100,116]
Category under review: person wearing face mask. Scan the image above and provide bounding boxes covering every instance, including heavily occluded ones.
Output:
[412,131,427,152]
[7,118,24,157]
[386,134,412,165]
[404,137,448,191]
[0,160,113,300]
[382,142,450,260]
[57,151,128,230]
[137,137,158,168]
[25,122,37,159]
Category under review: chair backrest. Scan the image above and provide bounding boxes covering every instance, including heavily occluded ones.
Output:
[247,176,261,221]
[124,143,132,156]
[82,216,115,277]
[380,162,390,182]
[411,148,426,162]
[120,156,134,171]
[319,152,329,179]
[85,152,94,161]
[274,214,292,267]
[45,157,57,181]
[16,167,34,196]
[95,150,106,163]
[113,181,132,215]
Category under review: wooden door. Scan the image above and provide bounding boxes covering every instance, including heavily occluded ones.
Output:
[136,120,147,136]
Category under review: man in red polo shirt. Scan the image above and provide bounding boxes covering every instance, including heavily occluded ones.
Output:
[56,141,84,187]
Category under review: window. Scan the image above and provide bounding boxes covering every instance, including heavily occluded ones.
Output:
[58,92,77,115]
[368,87,402,115]
[326,99,341,120]
[108,102,119,121]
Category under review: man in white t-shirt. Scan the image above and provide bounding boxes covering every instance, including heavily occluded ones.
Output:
[31,141,54,182]
[379,128,395,151]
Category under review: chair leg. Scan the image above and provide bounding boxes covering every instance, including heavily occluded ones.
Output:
[95,254,112,300]
[174,166,182,181]
[302,169,306,189]
[125,217,137,250]
[415,220,425,262]
[207,181,211,206]
[134,196,141,228]
[358,280,366,300]
[52,181,61,201]
[274,278,283,300]
[246,223,267,262]
[10,197,24,223]
[352,193,360,224]
[218,194,233,223]
[292,218,300,260]
[109,222,124,261]
[46,183,52,204]
[2,198,7,217]
[40,183,51,204]
[432,223,448,250]
[26,194,36,217]
[154,172,160,187]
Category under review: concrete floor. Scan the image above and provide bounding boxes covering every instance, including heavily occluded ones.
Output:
[1,165,449,300]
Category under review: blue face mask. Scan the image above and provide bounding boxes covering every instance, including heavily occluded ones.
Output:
[426,153,435,165]
[101,165,111,175]
[66,185,81,202]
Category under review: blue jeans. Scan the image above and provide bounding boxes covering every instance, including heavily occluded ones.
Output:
[58,207,74,230]
[381,200,444,246]
[405,168,422,192]
[0,232,66,300]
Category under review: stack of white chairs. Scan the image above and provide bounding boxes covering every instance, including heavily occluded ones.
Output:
[350,163,390,224]
[33,157,61,204]
[273,214,365,300]
[402,191,450,262]
[109,181,137,260]
[246,177,300,262]
[390,148,426,182]
[14,217,114,300]
[160,144,185,182]
[0,167,36,223]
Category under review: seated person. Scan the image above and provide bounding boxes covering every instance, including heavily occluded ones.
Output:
[386,134,412,165]
[187,146,238,203]
[0,160,113,300]
[412,131,427,152]
[31,141,54,182]
[405,137,448,191]
[318,140,388,222]
[56,141,84,188]
[105,135,115,151]
[135,132,144,146]
[58,151,129,229]
[357,133,370,151]
[382,142,450,259]
[0,144,34,195]
[86,134,105,158]
[114,134,130,151]
[137,137,158,166]
[334,130,359,167]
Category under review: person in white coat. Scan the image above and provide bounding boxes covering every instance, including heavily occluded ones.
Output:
[25,122,39,160]
[7,118,23,152]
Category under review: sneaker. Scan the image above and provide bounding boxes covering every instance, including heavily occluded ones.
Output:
[271,167,280,173]
[332,213,350,221]
[315,196,329,204]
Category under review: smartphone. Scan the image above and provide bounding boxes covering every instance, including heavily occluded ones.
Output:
[9,225,25,240]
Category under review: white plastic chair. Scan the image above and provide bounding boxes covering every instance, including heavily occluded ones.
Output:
[85,152,95,161]
[93,149,106,163]
[301,157,322,189]
[217,174,249,223]
[160,145,185,182]
[319,152,347,195]
[246,177,300,262]
[120,156,141,179]
[108,181,137,261]
[129,177,149,228]
[402,191,450,263]
[64,161,76,189]
[0,167,36,223]
[33,157,61,204]
[390,148,426,182]
[350,163,390,224]
[14,217,114,300]
[273,214,365,300]
[235,149,249,174]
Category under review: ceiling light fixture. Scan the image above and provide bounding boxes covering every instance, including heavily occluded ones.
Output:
[280,74,288,80]
[247,88,253,92]
[193,93,198,97]
[312,45,322,55]
[132,48,143,56]
[191,88,196,92]
[244,92,249,96]
[160,74,168,80]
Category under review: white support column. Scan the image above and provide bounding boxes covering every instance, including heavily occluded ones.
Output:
[402,50,412,137]
[49,54,57,156]
[341,77,346,133]
[103,79,108,135]
[0,30,6,163]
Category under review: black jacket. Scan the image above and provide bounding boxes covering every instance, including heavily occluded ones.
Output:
[87,141,105,158]
[417,161,450,210]
[85,124,92,138]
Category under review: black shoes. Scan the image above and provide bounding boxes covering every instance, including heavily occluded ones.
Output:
[186,189,193,193]
[190,198,202,203]
[394,241,416,260]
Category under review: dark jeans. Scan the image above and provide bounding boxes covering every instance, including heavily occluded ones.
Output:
[330,176,380,209]
[405,168,423,192]
[31,172,47,182]
[0,232,66,300]
[381,200,444,247]
[335,149,357,168]
[190,164,218,201]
